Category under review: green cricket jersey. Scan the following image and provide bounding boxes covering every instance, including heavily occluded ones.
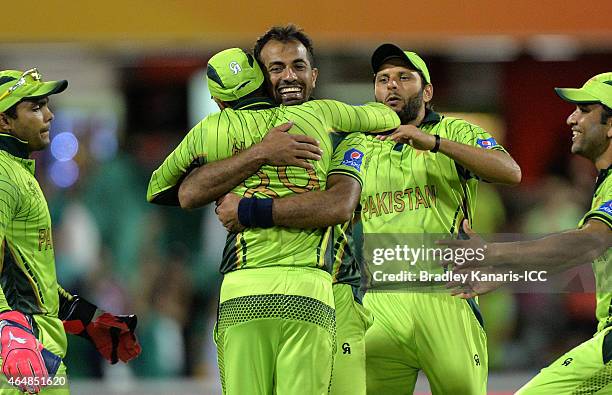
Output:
[359,111,506,287]
[329,133,367,291]
[578,165,612,333]
[360,111,506,234]
[147,97,399,274]
[0,134,67,356]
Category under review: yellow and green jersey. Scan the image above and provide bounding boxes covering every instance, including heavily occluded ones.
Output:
[578,166,612,333]
[328,133,366,291]
[359,111,506,286]
[0,134,67,357]
[147,97,399,274]
[361,111,506,234]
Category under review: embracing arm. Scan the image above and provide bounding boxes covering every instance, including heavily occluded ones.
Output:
[272,174,361,228]
[178,122,322,209]
[383,125,521,185]
[215,174,361,232]
[178,146,267,209]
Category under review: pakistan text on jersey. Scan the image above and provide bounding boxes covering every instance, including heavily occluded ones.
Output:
[361,185,436,220]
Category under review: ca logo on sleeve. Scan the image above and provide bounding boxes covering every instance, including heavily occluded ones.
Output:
[476,137,498,149]
[229,61,242,74]
[597,200,612,215]
[341,148,364,171]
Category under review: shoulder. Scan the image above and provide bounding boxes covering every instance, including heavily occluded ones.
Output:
[437,116,480,130]
[598,175,612,198]
[0,157,20,199]
[0,153,19,180]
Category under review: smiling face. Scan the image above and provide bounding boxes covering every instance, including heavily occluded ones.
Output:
[0,98,54,152]
[566,103,612,162]
[258,39,318,106]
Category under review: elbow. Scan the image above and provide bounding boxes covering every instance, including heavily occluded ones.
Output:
[498,162,522,185]
[178,185,197,209]
[332,199,358,224]
[335,207,354,224]
[507,166,522,185]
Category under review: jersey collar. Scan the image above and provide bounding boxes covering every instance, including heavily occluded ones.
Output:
[420,110,443,126]
[595,165,612,191]
[0,133,30,159]
[233,97,276,111]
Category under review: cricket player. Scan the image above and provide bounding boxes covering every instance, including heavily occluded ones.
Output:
[0,68,140,394]
[146,48,400,394]
[442,72,612,394]
[215,25,374,395]
[361,44,521,394]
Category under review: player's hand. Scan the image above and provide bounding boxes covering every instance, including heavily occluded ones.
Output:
[0,310,62,394]
[377,125,436,151]
[60,297,141,364]
[255,122,322,169]
[216,193,245,233]
[437,221,489,269]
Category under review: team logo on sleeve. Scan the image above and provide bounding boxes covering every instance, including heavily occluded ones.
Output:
[476,137,498,149]
[341,148,364,171]
[597,200,612,215]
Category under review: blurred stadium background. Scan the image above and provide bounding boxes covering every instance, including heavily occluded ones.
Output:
[1,1,611,393]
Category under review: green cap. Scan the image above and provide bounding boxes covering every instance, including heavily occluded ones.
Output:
[0,68,67,113]
[206,48,265,102]
[371,43,431,84]
[555,72,612,109]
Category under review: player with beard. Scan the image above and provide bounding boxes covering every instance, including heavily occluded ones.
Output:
[359,44,522,394]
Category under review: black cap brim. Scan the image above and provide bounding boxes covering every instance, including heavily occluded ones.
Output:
[371,43,409,73]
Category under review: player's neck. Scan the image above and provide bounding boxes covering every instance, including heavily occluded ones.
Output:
[415,107,426,126]
[594,145,612,170]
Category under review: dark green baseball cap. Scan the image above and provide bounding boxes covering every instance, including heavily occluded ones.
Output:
[555,72,612,109]
[206,48,265,102]
[0,68,67,113]
[371,43,431,84]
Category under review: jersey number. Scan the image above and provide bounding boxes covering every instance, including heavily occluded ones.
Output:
[243,167,320,197]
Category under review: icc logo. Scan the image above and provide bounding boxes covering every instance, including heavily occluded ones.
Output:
[342,343,351,354]
[229,61,242,74]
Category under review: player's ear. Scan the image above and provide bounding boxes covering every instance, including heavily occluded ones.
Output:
[0,112,12,132]
[423,83,433,104]
[311,67,318,89]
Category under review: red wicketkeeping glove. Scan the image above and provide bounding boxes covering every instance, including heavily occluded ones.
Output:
[0,310,61,394]
[59,296,141,364]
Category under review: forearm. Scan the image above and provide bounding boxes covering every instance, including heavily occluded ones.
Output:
[179,145,267,209]
[272,175,361,228]
[273,191,354,228]
[438,139,521,184]
[487,229,611,273]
